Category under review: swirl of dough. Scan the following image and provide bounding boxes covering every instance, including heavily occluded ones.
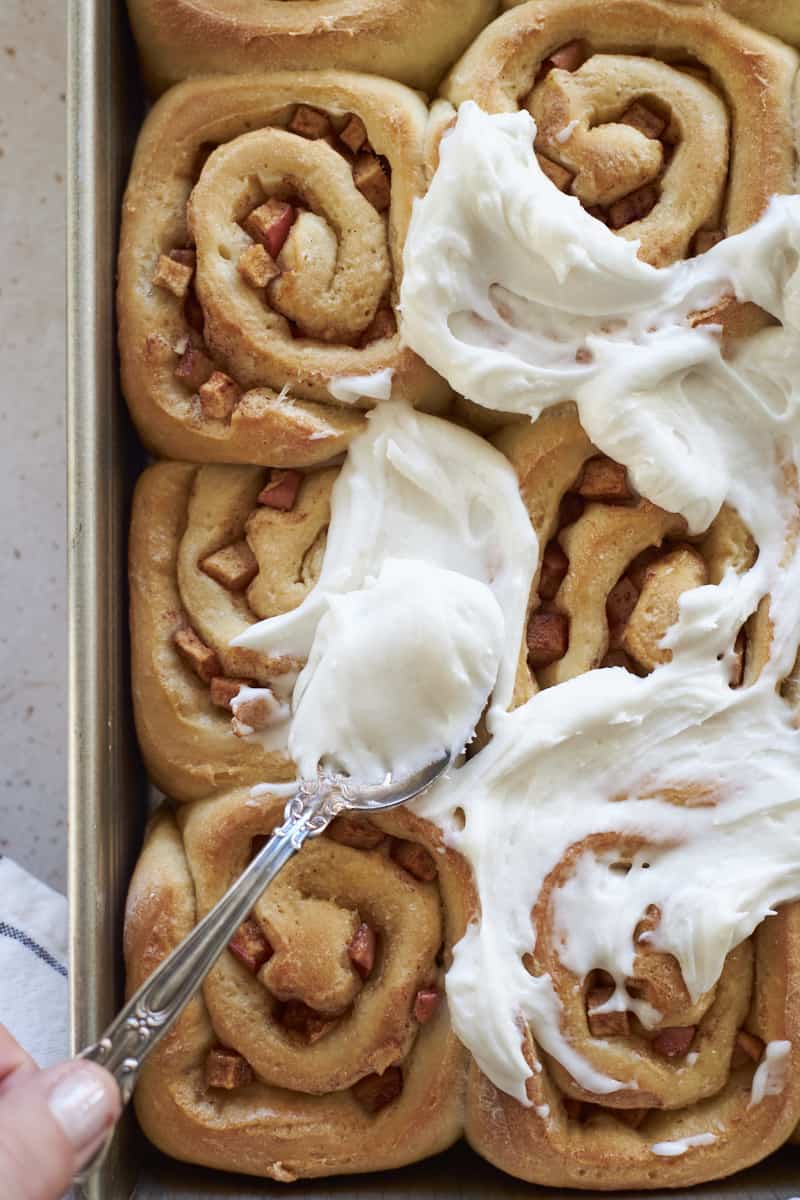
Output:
[118,72,449,466]
[491,404,768,707]
[123,793,473,1181]
[188,128,393,383]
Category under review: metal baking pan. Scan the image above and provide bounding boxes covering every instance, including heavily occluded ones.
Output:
[65,0,800,1194]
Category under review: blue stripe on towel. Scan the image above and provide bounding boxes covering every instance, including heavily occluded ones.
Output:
[0,922,67,978]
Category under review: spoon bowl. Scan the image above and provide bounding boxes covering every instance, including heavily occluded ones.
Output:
[318,752,451,812]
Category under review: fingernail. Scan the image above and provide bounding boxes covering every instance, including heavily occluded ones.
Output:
[48,1064,115,1152]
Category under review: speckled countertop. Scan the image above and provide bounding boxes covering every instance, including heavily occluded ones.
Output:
[0,1,68,891]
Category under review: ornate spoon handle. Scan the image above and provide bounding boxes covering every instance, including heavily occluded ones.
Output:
[74,783,341,1183]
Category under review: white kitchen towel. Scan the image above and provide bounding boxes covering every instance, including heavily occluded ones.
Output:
[0,856,68,1067]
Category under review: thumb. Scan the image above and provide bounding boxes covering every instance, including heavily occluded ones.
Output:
[0,1058,120,1200]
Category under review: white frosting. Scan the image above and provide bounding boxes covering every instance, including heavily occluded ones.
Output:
[328,367,394,404]
[232,402,535,778]
[229,685,290,747]
[289,558,504,780]
[396,105,800,1103]
[555,119,579,144]
[650,1133,717,1158]
[749,1040,792,1106]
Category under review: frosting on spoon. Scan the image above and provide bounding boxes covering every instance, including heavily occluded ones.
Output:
[400,104,800,1103]
[290,557,505,781]
[233,401,536,778]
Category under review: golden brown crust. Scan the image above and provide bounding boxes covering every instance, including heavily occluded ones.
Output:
[127,0,499,95]
[125,795,474,1180]
[597,0,800,48]
[711,0,800,46]
[130,460,352,800]
[443,0,799,324]
[118,72,450,466]
[502,0,800,49]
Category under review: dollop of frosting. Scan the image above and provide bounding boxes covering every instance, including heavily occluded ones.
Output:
[399,105,800,1103]
[290,558,505,781]
[232,401,536,775]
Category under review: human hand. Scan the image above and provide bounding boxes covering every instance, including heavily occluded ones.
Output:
[0,1024,120,1200]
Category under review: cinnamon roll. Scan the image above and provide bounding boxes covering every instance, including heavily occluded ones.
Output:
[124,791,472,1180]
[494,404,770,703]
[464,873,800,1189]
[126,0,498,95]
[440,0,798,334]
[129,458,350,800]
[118,73,448,466]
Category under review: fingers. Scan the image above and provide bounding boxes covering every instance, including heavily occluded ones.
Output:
[0,1024,37,1087]
[0,1057,120,1200]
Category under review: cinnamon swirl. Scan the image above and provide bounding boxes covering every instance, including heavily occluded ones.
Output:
[120,2,800,1186]
[127,0,498,95]
[494,405,770,698]
[117,73,448,467]
[124,791,473,1180]
[462,864,800,1188]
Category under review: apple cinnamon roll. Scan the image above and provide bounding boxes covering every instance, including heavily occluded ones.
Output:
[124,790,472,1180]
[130,458,352,800]
[494,403,770,705]
[118,73,448,466]
[464,885,800,1189]
[126,0,498,96]
[440,0,798,334]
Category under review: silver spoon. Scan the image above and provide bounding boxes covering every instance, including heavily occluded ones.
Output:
[73,753,450,1183]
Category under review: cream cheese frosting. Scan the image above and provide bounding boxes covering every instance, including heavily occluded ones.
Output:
[396,104,800,1103]
[232,401,536,778]
[289,557,505,781]
[750,1040,792,1107]
[650,1133,717,1158]
[328,367,395,404]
